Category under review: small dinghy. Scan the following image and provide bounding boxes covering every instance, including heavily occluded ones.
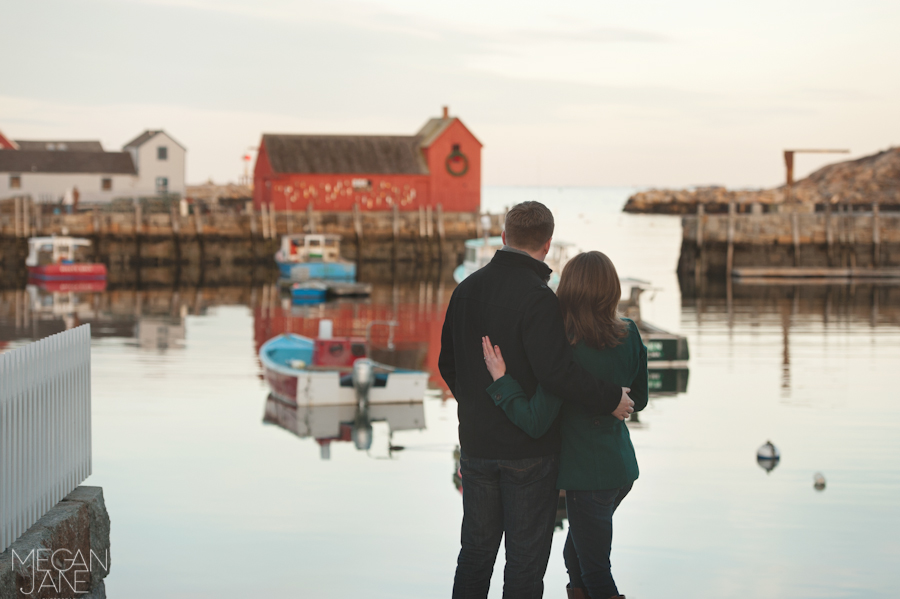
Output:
[259,322,429,407]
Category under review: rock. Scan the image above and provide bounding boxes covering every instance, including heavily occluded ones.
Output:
[624,147,900,213]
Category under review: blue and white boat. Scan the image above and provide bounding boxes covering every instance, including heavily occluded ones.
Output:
[275,234,356,281]
[453,236,576,290]
[259,328,429,407]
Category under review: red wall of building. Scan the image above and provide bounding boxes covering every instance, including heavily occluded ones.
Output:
[422,119,482,212]
[253,118,482,212]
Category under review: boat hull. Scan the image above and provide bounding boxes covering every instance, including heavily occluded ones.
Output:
[276,257,356,281]
[259,334,429,406]
[27,264,107,281]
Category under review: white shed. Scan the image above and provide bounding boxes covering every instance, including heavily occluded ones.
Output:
[123,130,186,197]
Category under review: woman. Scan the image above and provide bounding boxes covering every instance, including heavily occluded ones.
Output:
[481,250,648,599]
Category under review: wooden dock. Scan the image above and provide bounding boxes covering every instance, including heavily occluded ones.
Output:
[679,202,900,280]
[0,197,504,286]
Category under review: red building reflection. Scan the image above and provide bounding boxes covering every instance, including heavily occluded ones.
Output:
[253,282,453,389]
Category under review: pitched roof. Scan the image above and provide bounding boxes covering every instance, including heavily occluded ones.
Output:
[14,140,104,152]
[416,116,483,148]
[0,150,137,175]
[123,130,186,150]
[263,134,429,175]
[0,129,18,150]
[416,118,455,148]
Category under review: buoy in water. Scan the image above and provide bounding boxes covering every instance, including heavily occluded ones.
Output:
[814,472,826,491]
[757,440,780,473]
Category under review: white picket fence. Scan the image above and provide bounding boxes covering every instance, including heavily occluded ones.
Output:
[0,325,92,554]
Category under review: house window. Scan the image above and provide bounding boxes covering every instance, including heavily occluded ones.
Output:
[157,146,168,160]
[10,174,21,189]
[102,177,112,191]
[156,177,169,193]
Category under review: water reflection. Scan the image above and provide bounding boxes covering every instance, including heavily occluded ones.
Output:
[681,279,900,400]
[263,394,426,460]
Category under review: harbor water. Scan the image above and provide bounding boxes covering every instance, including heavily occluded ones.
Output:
[1,187,898,598]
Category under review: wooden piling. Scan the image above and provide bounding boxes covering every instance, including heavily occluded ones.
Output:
[270,204,277,238]
[260,203,270,239]
[726,202,735,277]
[791,211,800,266]
[248,203,257,236]
[135,201,143,235]
[873,202,881,267]
[392,204,400,265]
[696,203,705,248]
[306,203,315,234]
[436,204,445,265]
[825,202,834,266]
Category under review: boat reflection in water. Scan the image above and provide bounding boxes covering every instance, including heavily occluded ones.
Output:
[263,394,426,460]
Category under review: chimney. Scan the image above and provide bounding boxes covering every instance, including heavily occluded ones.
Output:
[442,106,449,119]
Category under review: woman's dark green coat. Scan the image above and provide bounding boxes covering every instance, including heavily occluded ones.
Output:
[486,318,648,490]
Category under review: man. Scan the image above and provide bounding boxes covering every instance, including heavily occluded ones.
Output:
[439,201,634,599]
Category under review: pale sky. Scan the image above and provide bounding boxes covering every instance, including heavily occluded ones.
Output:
[2,0,898,187]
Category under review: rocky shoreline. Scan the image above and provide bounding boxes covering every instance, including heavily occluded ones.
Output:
[624,147,900,214]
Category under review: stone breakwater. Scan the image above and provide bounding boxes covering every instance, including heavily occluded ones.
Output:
[625,147,900,214]
[0,487,110,599]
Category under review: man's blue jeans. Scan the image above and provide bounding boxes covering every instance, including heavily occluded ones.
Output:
[452,452,560,599]
[563,482,633,598]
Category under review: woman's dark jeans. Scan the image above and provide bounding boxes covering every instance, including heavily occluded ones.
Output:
[452,452,560,599]
[563,482,633,598]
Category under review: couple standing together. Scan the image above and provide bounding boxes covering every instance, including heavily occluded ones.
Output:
[439,201,648,599]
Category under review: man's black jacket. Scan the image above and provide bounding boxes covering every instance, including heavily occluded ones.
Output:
[439,249,622,460]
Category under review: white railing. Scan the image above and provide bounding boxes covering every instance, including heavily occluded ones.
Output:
[0,325,92,554]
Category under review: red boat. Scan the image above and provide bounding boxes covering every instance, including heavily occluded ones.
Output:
[25,237,107,281]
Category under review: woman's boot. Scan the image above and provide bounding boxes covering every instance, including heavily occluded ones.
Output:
[566,585,590,599]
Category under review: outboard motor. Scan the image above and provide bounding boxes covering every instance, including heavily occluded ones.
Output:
[351,359,376,451]
[352,359,375,411]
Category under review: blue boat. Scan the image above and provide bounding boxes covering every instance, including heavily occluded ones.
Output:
[259,330,430,406]
[275,234,357,281]
[290,281,328,304]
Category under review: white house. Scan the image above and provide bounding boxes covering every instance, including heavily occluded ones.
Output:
[0,128,186,204]
[0,143,138,204]
[123,130,186,197]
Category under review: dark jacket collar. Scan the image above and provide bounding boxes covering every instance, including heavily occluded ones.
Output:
[490,248,552,283]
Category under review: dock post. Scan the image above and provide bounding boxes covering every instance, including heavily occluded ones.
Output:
[260,203,270,240]
[13,196,21,238]
[34,200,42,236]
[873,202,881,267]
[248,202,257,237]
[726,202,735,277]
[135,201,143,235]
[436,203,445,266]
[791,211,800,266]
[270,203,278,238]
[392,204,400,266]
[825,202,834,266]
[306,202,315,234]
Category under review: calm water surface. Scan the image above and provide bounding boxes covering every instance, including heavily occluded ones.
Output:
[1,187,898,598]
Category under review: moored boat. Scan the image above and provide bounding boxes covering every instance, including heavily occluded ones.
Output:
[453,236,575,290]
[26,237,107,282]
[259,324,429,407]
[452,241,690,370]
[275,233,356,281]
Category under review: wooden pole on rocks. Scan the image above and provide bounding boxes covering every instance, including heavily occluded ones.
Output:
[726,201,736,277]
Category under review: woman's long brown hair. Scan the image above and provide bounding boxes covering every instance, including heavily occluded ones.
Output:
[557,251,627,349]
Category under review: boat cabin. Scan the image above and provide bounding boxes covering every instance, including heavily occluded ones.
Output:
[280,234,343,263]
[25,237,92,267]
